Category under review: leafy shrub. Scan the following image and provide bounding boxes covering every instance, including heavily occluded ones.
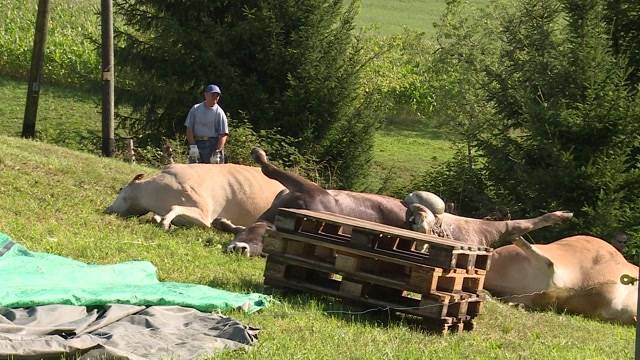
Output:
[423,0,640,250]
[409,147,495,218]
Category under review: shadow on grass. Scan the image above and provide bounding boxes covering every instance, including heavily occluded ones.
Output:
[382,123,452,142]
[262,287,457,336]
[205,276,266,294]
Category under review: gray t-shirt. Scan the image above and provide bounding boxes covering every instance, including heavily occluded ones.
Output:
[184,102,229,138]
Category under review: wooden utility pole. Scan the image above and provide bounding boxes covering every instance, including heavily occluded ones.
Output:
[101,0,115,156]
[22,0,50,138]
[636,264,639,359]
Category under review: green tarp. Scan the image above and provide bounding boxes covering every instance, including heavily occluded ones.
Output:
[0,232,269,313]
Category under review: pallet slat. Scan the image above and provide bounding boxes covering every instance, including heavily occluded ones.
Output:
[264,258,482,320]
[264,236,486,294]
[272,208,492,273]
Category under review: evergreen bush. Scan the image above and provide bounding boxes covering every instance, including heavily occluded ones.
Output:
[420,0,640,252]
[113,0,384,187]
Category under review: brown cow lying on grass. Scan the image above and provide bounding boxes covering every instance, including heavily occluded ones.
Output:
[485,235,638,324]
[215,147,573,256]
[405,201,573,247]
[106,163,285,229]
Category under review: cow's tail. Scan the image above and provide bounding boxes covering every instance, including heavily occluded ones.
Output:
[251,147,321,192]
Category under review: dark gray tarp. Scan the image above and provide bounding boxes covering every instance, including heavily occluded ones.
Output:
[0,304,259,359]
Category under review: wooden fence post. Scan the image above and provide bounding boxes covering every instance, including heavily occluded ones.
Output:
[101,0,115,156]
[163,140,175,165]
[125,138,135,163]
[22,0,50,138]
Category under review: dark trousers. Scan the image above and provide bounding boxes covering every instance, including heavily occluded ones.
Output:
[191,137,224,164]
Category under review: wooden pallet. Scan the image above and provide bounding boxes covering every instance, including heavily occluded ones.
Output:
[272,208,492,273]
[422,317,475,335]
[263,235,486,294]
[264,257,484,328]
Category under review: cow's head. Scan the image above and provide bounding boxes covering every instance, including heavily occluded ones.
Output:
[105,174,148,216]
[213,217,272,257]
[406,203,437,234]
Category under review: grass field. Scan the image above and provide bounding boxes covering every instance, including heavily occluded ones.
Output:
[0,77,101,137]
[0,1,636,357]
[357,0,490,35]
[0,135,634,359]
[0,0,100,85]
[367,127,454,192]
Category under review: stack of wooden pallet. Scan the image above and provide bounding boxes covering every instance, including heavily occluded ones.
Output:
[262,208,493,334]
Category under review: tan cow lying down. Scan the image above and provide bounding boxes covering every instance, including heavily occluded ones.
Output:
[106,164,285,229]
[485,235,638,324]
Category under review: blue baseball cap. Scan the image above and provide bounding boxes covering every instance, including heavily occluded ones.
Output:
[205,84,221,94]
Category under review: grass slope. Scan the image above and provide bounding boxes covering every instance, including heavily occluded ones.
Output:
[0,76,448,190]
[0,135,633,359]
[0,77,103,153]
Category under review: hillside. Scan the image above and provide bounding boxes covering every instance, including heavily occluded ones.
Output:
[0,135,633,359]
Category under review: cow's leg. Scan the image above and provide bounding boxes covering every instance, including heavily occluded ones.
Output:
[151,213,162,224]
[513,237,555,271]
[161,205,210,230]
[252,147,327,195]
[212,217,246,234]
[504,211,573,239]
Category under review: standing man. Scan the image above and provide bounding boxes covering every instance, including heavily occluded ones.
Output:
[185,84,229,163]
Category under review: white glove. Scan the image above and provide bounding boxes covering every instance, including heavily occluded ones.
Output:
[211,149,222,164]
[188,145,199,161]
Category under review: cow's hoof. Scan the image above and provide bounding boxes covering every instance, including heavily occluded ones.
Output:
[226,243,251,257]
[161,220,172,231]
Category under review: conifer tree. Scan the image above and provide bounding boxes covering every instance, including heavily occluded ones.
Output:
[113,0,379,187]
[423,0,640,245]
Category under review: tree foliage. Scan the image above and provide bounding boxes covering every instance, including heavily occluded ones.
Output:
[417,0,640,248]
[603,0,640,86]
[113,0,383,187]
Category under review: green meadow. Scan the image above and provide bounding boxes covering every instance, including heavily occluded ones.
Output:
[0,0,635,359]
[357,0,490,35]
[0,135,633,359]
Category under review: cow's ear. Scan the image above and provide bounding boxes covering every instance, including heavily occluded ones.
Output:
[131,173,145,183]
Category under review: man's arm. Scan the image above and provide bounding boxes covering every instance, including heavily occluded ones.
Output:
[216,110,229,150]
[217,134,228,150]
[186,127,195,145]
[185,106,196,144]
